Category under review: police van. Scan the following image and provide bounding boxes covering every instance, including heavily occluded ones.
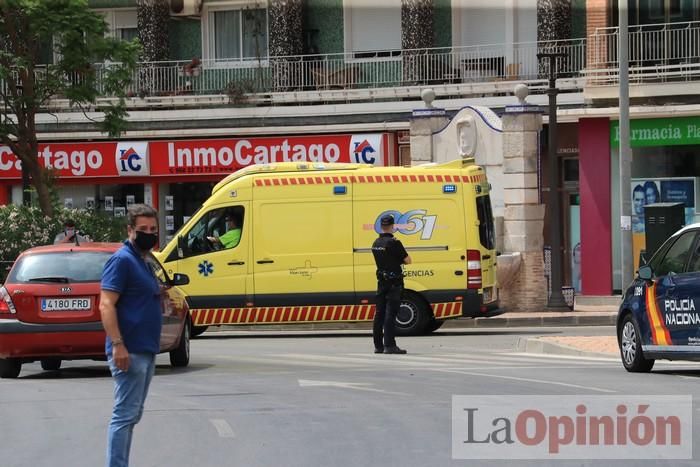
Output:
[156,159,501,336]
[618,223,700,371]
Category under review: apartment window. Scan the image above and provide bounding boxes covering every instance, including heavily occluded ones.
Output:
[207,8,268,60]
[100,10,138,42]
[344,0,401,59]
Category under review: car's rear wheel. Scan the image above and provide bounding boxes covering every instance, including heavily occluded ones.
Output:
[191,325,208,338]
[170,319,191,367]
[619,314,655,373]
[41,359,62,371]
[0,358,21,379]
[395,291,431,336]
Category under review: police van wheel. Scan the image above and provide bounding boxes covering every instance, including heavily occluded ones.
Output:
[395,292,431,336]
[191,325,208,338]
[170,319,191,368]
[619,314,654,373]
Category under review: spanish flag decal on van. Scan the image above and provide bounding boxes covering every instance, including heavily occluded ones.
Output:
[645,283,672,346]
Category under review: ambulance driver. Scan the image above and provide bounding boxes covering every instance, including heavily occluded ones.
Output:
[208,213,242,249]
[371,214,411,355]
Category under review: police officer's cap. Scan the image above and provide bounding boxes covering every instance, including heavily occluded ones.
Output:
[380,215,395,226]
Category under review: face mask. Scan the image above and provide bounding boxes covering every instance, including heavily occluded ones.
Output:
[133,231,158,251]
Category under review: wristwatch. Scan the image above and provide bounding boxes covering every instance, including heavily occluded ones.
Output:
[112,337,123,346]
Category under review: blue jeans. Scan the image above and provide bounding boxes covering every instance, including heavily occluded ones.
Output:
[106,353,156,467]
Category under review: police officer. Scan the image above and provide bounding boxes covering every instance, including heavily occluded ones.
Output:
[372,214,411,354]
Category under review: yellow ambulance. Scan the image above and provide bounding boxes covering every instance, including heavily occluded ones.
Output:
[156,158,501,336]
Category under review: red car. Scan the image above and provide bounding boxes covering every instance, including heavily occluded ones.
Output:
[0,242,191,378]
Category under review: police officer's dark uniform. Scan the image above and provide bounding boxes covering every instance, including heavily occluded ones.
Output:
[372,215,409,354]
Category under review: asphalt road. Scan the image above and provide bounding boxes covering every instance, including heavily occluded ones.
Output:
[2,326,700,467]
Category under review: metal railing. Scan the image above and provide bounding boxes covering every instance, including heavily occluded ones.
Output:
[588,20,700,84]
[83,38,586,99]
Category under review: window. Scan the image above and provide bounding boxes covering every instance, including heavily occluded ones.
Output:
[476,194,495,250]
[344,0,401,59]
[654,231,696,276]
[183,207,245,257]
[146,255,170,287]
[206,7,268,60]
[99,10,138,42]
[9,252,112,283]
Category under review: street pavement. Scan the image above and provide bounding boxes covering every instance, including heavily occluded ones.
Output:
[2,325,699,467]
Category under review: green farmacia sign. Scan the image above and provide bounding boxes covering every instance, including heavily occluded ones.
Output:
[611,116,700,148]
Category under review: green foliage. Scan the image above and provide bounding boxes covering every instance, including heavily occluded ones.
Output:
[0,204,126,280]
[0,0,141,214]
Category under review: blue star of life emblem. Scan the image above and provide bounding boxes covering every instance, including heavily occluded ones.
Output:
[198,260,214,277]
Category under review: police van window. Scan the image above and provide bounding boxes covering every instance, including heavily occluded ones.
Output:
[654,231,696,277]
[686,236,700,273]
[476,195,495,250]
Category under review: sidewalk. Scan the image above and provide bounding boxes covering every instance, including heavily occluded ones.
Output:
[211,310,617,333]
[518,335,619,359]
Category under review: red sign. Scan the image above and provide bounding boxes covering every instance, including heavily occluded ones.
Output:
[0,134,387,180]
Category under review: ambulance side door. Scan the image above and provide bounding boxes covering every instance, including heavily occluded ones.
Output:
[652,229,699,347]
[252,175,355,309]
[175,204,251,309]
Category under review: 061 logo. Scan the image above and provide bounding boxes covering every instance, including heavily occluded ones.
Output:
[375,210,438,240]
[116,142,150,176]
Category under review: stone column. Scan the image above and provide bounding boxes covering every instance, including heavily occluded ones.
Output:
[409,89,449,164]
[499,85,548,312]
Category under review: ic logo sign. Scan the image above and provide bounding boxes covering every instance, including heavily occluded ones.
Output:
[350,134,384,165]
[115,142,150,176]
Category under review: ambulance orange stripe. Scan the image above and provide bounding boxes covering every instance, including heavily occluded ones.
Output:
[645,283,672,345]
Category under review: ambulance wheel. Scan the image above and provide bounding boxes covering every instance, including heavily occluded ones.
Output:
[0,358,21,378]
[619,314,654,373]
[395,291,431,336]
[41,359,62,371]
[426,319,445,333]
[191,325,208,338]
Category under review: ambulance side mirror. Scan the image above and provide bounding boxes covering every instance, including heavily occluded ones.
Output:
[638,265,653,281]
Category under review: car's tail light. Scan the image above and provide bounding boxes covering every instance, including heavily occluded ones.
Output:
[0,286,17,316]
[467,250,482,290]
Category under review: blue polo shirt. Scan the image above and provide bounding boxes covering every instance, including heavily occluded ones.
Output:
[101,240,162,355]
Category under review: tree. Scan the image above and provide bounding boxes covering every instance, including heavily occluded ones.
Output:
[136,0,170,95]
[0,0,139,216]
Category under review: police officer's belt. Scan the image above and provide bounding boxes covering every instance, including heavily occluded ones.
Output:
[377,270,403,281]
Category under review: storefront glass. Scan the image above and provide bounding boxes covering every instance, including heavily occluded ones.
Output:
[610,117,700,292]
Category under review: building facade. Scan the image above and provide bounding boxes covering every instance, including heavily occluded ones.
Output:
[3,0,700,301]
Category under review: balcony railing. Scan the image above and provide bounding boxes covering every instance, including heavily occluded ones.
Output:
[588,20,700,84]
[79,38,586,103]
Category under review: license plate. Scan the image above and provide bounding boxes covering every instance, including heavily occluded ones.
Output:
[41,297,92,312]
[483,287,493,304]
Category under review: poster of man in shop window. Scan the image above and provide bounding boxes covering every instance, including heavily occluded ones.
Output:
[631,178,696,270]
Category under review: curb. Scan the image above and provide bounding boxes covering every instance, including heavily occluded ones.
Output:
[202,313,617,333]
[516,337,619,359]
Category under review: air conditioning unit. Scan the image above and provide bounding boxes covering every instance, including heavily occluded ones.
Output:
[169,0,201,16]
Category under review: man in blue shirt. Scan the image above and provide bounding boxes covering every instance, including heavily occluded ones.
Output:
[100,204,161,467]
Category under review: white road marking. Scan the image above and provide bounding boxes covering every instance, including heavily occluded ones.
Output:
[433,368,617,393]
[210,419,236,438]
[298,379,409,396]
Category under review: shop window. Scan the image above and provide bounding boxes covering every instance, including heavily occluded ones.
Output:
[183,206,245,257]
[203,5,268,61]
[343,0,401,59]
